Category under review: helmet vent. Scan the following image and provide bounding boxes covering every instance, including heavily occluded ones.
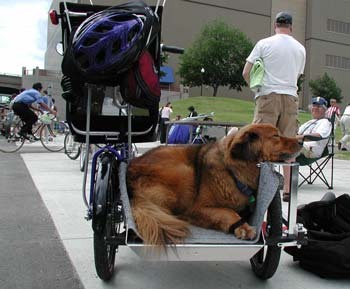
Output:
[110,15,133,22]
[128,26,140,43]
[94,24,112,33]
[82,37,99,47]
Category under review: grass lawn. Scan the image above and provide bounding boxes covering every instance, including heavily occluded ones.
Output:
[169,96,349,160]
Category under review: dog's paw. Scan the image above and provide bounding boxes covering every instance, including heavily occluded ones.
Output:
[234,223,257,240]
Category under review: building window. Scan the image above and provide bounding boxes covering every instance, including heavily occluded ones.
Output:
[326,54,350,70]
[327,19,350,34]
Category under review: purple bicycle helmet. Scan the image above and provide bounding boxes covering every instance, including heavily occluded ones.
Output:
[71,2,159,79]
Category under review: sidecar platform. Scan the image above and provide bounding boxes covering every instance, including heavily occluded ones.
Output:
[119,162,300,261]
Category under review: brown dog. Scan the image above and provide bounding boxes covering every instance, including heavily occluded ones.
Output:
[127,123,301,246]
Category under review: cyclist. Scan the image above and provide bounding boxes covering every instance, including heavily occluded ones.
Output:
[12,82,57,139]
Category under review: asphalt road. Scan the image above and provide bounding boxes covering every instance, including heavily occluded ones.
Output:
[0,148,84,289]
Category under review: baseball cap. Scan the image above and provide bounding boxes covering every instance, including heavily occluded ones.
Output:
[275,11,293,24]
[312,96,328,109]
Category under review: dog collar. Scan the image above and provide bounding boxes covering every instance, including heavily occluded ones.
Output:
[228,169,256,199]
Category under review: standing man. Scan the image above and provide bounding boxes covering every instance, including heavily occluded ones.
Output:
[159,102,173,144]
[325,98,340,119]
[12,82,57,138]
[242,11,306,201]
[325,98,341,130]
[338,102,350,151]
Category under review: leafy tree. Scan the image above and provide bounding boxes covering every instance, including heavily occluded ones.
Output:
[309,72,343,104]
[178,20,253,96]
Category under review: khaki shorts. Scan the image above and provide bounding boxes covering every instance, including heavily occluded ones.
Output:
[253,93,298,137]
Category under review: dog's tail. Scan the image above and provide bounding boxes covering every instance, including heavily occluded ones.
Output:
[132,199,190,246]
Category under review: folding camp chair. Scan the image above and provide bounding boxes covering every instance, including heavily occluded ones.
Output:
[297,112,335,189]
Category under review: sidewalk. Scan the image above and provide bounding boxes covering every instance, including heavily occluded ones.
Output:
[1,143,350,289]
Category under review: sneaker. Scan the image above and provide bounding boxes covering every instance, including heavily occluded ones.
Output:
[283,192,290,202]
[18,131,29,139]
[27,133,40,141]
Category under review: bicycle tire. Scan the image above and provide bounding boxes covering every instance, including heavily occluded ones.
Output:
[0,117,25,153]
[64,133,81,160]
[40,121,68,152]
[80,147,86,172]
[250,192,282,280]
[93,154,122,281]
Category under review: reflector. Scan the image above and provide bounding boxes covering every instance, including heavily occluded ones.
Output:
[49,10,59,25]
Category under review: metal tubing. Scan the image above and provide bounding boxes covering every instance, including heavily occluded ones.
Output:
[127,104,132,161]
[82,86,92,208]
[288,163,299,235]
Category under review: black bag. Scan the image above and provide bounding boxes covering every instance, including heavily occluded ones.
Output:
[285,193,350,278]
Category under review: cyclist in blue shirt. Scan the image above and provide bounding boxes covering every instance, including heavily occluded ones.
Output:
[12,82,57,138]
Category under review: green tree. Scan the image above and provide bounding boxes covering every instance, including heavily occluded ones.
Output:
[178,20,253,96]
[309,72,343,104]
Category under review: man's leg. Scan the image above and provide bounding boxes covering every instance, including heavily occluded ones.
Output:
[253,93,288,197]
[13,103,38,135]
[279,95,299,202]
[340,116,350,150]
[252,93,280,125]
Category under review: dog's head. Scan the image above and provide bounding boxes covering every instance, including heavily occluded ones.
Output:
[226,123,302,162]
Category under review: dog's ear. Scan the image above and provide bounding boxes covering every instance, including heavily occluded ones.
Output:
[230,131,259,160]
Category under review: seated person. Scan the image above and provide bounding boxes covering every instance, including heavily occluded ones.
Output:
[296,96,332,159]
[283,96,332,202]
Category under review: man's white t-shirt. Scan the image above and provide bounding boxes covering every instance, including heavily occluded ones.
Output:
[247,34,306,98]
[298,118,332,158]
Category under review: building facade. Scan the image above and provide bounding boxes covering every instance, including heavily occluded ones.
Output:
[43,0,350,110]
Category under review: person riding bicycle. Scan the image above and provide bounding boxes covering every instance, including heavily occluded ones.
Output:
[12,82,57,139]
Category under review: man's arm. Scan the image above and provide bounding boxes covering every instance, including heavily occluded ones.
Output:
[30,104,41,112]
[39,102,57,116]
[242,61,253,85]
[297,133,322,142]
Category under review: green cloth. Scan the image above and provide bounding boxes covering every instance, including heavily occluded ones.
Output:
[249,58,264,91]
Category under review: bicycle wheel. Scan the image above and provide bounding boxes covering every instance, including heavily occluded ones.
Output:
[64,133,81,160]
[80,145,86,172]
[40,121,68,152]
[0,116,25,153]
[93,154,123,281]
[250,192,282,280]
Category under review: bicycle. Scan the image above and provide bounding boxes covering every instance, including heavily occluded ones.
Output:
[0,111,69,153]
[64,132,106,172]
[52,0,307,283]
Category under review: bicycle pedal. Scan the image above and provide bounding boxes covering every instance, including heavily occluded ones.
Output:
[28,135,40,142]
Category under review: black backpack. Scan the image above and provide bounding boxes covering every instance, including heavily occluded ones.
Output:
[285,193,350,278]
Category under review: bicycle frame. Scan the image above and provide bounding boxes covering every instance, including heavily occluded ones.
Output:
[87,144,129,220]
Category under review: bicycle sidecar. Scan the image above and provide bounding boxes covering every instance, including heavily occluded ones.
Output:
[52,0,307,282]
